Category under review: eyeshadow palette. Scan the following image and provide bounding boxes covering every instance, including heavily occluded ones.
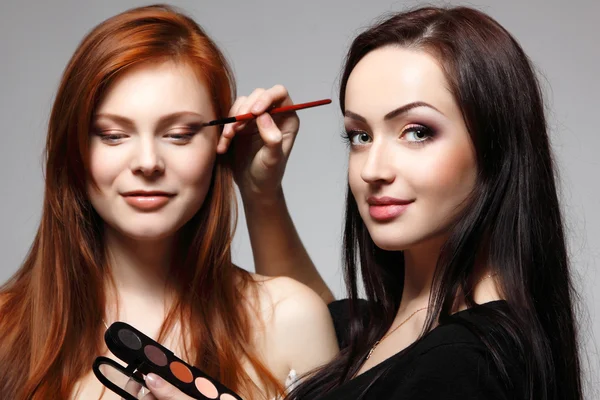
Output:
[93,321,243,400]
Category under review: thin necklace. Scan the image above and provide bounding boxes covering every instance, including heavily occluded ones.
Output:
[365,273,497,361]
[366,307,428,360]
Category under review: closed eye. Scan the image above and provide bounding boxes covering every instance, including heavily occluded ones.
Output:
[165,123,205,143]
[166,131,196,140]
[94,130,128,145]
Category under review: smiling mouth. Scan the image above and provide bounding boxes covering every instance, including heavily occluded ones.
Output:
[368,204,411,221]
[367,197,414,221]
[121,191,175,211]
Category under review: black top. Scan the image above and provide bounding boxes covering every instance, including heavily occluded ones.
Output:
[325,300,524,400]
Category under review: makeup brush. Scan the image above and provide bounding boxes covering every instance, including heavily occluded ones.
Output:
[204,98,331,126]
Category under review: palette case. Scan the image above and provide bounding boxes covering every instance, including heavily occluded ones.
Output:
[93,321,244,400]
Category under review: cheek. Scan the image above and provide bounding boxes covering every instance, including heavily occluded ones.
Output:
[412,141,476,204]
[88,144,126,189]
[172,146,216,191]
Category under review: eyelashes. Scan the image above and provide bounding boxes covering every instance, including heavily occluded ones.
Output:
[92,124,205,145]
[402,124,435,144]
[163,129,198,143]
[342,123,436,147]
[341,129,370,146]
[93,131,127,145]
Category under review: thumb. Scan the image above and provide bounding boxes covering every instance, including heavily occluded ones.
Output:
[256,113,284,168]
[145,373,192,400]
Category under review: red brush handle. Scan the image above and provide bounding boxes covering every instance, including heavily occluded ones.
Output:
[205,99,332,126]
[234,99,332,122]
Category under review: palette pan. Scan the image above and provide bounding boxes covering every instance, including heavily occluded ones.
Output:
[93,321,243,400]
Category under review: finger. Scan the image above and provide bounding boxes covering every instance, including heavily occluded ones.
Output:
[256,113,284,168]
[218,88,264,154]
[256,114,282,146]
[146,373,194,400]
[218,96,247,153]
[222,96,247,137]
[230,85,291,143]
[251,84,293,115]
[231,88,266,133]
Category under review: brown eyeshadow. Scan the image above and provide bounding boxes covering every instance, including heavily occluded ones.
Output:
[170,361,193,383]
[144,345,168,366]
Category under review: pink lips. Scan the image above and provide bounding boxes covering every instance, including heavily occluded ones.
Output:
[121,191,174,211]
[367,196,414,221]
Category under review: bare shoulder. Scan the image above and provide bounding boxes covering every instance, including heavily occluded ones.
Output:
[250,274,329,320]
[248,274,339,374]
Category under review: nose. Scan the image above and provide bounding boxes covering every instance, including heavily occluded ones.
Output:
[360,138,395,185]
[130,136,165,177]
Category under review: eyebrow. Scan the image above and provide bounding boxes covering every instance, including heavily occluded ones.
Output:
[93,111,206,131]
[344,101,444,123]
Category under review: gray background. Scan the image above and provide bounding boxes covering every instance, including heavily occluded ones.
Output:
[0,0,598,396]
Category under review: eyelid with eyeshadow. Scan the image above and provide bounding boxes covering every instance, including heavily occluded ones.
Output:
[164,123,206,141]
[95,129,127,135]
[169,122,206,132]
[92,122,204,136]
[400,123,436,145]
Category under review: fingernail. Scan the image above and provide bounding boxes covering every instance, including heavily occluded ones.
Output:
[252,101,264,113]
[258,113,273,128]
[146,373,164,388]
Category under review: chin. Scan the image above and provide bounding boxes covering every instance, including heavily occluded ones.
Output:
[373,241,410,252]
[122,228,177,242]
[369,234,412,252]
[108,220,182,242]
[369,226,451,253]
[365,224,423,252]
[127,230,176,241]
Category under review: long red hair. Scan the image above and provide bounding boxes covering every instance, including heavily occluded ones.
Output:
[0,5,283,399]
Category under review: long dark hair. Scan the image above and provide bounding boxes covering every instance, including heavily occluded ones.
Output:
[288,6,581,400]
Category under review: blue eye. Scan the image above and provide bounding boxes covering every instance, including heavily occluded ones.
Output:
[402,125,434,143]
[346,130,372,146]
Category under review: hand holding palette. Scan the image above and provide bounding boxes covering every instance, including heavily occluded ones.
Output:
[93,321,244,400]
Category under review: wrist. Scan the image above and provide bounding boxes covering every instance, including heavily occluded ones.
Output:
[241,186,285,209]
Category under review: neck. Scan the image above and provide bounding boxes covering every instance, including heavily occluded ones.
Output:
[104,227,175,311]
[400,235,446,310]
[400,235,498,313]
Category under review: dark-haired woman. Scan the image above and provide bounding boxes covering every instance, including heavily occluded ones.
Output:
[226,6,582,400]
